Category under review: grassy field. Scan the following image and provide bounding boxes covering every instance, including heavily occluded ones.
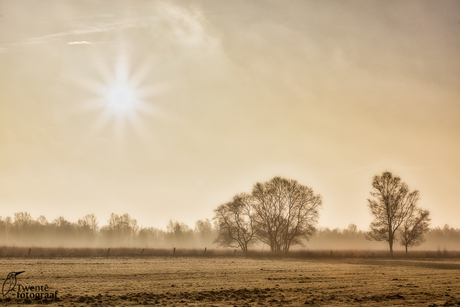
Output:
[0,252,459,306]
[2,246,460,258]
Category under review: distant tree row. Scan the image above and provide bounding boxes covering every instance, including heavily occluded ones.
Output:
[0,213,215,248]
[0,211,458,251]
[0,172,448,252]
[307,224,460,252]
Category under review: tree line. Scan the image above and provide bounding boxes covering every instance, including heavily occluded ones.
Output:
[307,224,460,251]
[0,212,458,252]
[0,213,215,248]
[0,213,458,252]
[0,171,450,253]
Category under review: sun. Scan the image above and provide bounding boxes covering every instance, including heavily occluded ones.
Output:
[80,54,158,142]
[102,58,141,117]
[74,42,172,148]
[105,82,138,114]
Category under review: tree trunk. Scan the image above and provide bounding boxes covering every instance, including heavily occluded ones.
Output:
[405,245,408,255]
[389,233,394,255]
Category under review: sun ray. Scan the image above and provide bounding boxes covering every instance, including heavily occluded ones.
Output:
[77,50,161,148]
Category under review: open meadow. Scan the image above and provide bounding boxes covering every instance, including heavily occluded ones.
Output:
[0,251,459,306]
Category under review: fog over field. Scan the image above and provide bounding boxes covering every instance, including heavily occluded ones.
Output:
[0,1,459,241]
[1,211,460,252]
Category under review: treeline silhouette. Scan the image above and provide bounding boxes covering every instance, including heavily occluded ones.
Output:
[0,212,215,248]
[1,212,460,250]
[307,224,460,251]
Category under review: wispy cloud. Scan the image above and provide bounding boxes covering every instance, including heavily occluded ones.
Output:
[0,1,222,56]
[0,19,149,50]
[67,41,92,45]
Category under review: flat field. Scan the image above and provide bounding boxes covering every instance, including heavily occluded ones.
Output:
[0,256,459,306]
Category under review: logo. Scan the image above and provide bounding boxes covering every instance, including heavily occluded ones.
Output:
[2,271,24,297]
[2,271,58,300]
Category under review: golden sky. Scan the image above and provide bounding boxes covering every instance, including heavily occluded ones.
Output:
[0,0,459,230]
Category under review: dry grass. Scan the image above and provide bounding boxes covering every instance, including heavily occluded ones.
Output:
[1,246,460,259]
[0,252,459,306]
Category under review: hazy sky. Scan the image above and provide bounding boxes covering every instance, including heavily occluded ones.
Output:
[0,0,459,231]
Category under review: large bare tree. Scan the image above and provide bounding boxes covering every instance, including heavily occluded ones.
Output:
[251,177,322,252]
[367,171,420,254]
[399,208,430,254]
[213,193,256,252]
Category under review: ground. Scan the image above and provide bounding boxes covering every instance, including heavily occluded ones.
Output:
[0,256,459,306]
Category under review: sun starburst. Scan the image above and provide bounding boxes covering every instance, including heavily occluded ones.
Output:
[79,53,159,143]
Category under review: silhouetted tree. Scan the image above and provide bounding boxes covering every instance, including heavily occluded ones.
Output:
[76,214,99,246]
[14,212,33,227]
[213,193,256,252]
[367,171,420,254]
[194,218,215,245]
[166,220,193,247]
[77,214,99,232]
[137,227,165,247]
[0,216,12,243]
[346,224,358,234]
[37,215,48,226]
[399,208,430,254]
[252,177,322,252]
[52,216,78,245]
[194,219,213,236]
[52,216,73,228]
[101,213,139,246]
[12,212,35,243]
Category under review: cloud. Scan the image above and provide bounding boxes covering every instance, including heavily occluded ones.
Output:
[0,3,221,58]
[67,41,92,45]
[0,19,145,50]
[155,2,217,49]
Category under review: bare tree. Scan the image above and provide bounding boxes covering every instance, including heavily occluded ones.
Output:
[137,227,165,247]
[252,177,322,252]
[367,171,420,254]
[101,213,139,246]
[76,214,99,246]
[194,218,215,245]
[213,193,256,252]
[13,212,33,227]
[399,208,430,254]
[77,214,99,232]
[37,215,48,226]
[166,220,193,247]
